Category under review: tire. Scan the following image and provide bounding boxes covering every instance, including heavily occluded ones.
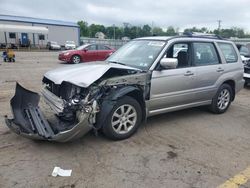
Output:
[102,96,142,140]
[244,81,248,87]
[209,83,233,114]
[71,55,81,64]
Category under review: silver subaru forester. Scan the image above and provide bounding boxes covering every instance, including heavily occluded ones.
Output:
[5,33,245,142]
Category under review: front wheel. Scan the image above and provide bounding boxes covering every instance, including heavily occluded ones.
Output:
[209,84,232,114]
[102,96,142,140]
[71,55,81,64]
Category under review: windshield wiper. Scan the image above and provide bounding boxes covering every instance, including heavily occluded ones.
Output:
[108,61,127,66]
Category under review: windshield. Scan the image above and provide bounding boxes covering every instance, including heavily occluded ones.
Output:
[51,41,57,45]
[76,44,89,50]
[107,40,166,70]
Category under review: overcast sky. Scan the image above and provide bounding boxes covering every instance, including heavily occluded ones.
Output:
[1,0,250,31]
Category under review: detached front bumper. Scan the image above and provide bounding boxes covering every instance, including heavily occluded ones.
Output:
[5,83,93,142]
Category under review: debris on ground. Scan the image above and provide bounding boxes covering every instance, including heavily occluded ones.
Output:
[52,167,72,177]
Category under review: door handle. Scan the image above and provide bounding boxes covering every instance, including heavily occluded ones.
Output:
[217,67,224,72]
[184,71,194,76]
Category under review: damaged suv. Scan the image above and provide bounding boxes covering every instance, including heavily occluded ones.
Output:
[5,34,244,142]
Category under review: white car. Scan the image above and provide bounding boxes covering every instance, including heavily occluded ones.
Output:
[48,41,61,50]
[65,41,76,50]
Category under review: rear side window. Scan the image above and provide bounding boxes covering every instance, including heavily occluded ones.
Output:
[218,43,238,63]
[193,42,220,66]
[86,44,97,51]
[98,45,111,50]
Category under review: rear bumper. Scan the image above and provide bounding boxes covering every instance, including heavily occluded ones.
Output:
[5,83,93,142]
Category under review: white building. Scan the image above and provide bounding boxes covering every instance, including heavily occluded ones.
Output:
[95,32,106,39]
[0,14,80,47]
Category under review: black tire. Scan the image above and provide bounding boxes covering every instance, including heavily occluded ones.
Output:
[244,81,248,87]
[71,55,81,64]
[102,96,142,140]
[209,83,233,114]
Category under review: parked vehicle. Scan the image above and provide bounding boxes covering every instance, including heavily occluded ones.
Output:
[59,44,115,64]
[236,44,250,85]
[47,41,61,50]
[5,33,244,142]
[65,41,76,50]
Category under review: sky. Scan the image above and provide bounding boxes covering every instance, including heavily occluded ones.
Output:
[1,0,250,31]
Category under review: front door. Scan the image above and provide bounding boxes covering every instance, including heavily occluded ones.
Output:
[148,42,197,114]
[82,44,98,62]
[21,33,28,46]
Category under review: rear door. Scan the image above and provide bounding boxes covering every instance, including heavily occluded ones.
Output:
[97,45,113,60]
[192,42,223,101]
[82,44,98,62]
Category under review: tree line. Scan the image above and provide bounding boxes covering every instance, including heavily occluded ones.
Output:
[77,21,250,39]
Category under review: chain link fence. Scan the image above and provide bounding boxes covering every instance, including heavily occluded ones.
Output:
[80,37,130,49]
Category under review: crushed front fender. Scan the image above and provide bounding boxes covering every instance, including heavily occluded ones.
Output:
[5,83,93,142]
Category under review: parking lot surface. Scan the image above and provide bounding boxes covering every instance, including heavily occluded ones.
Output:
[0,52,250,188]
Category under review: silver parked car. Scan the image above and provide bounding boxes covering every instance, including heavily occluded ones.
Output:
[5,33,244,142]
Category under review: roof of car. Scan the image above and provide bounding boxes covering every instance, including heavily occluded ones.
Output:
[137,36,173,41]
[137,34,228,42]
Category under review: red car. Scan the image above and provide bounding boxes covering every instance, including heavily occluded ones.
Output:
[59,44,115,64]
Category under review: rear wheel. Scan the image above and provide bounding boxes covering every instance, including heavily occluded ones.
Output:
[71,55,81,64]
[209,84,232,114]
[102,96,142,140]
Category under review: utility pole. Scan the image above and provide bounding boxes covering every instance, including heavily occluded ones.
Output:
[113,24,116,40]
[217,20,222,31]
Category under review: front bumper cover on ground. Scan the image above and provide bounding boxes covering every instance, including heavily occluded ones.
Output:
[5,83,93,142]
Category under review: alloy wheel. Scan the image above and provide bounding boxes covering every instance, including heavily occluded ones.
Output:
[111,104,137,134]
[217,89,230,110]
[73,56,80,63]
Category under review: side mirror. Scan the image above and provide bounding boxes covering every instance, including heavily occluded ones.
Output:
[160,58,178,69]
[83,48,88,52]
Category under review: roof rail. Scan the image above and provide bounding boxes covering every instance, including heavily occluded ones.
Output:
[183,32,223,40]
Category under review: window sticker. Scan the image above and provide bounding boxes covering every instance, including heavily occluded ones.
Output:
[148,41,165,47]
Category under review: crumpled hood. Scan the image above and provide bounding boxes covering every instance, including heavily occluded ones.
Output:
[44,61,139,88]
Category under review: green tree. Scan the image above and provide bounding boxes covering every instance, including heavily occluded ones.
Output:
[141,24,151,37]
[152,27,164,36]
[166,26,177,36]
[89,24,106,38]
[77,21,89,37]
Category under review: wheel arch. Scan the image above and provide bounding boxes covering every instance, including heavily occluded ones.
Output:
[95,86,146,130]
[222,80,235,101]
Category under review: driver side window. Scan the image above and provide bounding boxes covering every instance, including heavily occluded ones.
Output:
[86,44,97,51]
[166,43,191,68]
